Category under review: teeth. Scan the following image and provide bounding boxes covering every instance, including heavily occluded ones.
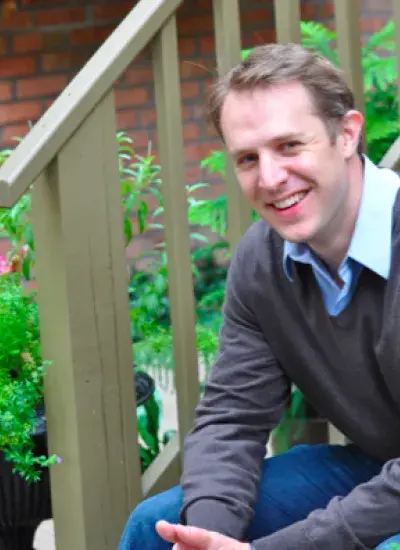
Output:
[273,191,307,210]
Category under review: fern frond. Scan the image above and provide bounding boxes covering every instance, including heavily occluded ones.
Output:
[363,20,395,55]
[366,117,400,143]
[362,56,397,89]
[300,21,338,65]
[188,195,228,237]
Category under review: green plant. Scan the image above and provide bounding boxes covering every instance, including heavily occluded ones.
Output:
[0,135,180,476]
[135,377,176,471]
[133,322,221,393]
[301,19,399,163]
[0,270,58,482]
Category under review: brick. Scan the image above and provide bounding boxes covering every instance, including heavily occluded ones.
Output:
[185,142,220,164]
[0,82,12,101]
[180,58,212,78]
[179,15,213,36]
[301,3,318,20]
[199,35,215,55]
[124,66,153,86]
[194,0,213,13]
[0,57,36,78]
[130,129,153,149]
[42,31,71,51]
[13,33,43,54]
[247,29,276,46]
[183,122,201,141]
[182,104,206,120]
[181,81,200,100]
[139,108,157,127]
[0,36,8,56]
[0,10,32,30]
[21,0,66,4]
[70,25,115,47]
[0,101,42,125]
[16,75,67,99]
[34,7,86,27]
[93,2,133,22]
[242,9,272,26]
[1,123,30,145]
[114,88,149,108]
[41,51,89,72]
[186,164,203,182]
[178,37,197,56]
[320,1,335,19]
[117,109,136,130]
[361,16,387,33]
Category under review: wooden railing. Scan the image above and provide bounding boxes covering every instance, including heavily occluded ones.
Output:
[0,1,400,549]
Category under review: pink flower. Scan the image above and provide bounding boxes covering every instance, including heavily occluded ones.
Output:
[0,256,10,275]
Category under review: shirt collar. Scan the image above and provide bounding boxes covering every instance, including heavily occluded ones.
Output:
[283,155,400,281]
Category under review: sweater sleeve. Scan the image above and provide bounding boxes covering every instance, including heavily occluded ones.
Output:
[179,241,291,540]
[251,458,400,549]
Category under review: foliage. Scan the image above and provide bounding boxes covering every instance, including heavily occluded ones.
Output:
[0,135,183,477]
[136,382,176,472]
[133,323,220,388]
[0,272,58,482]
[301,19,399,163]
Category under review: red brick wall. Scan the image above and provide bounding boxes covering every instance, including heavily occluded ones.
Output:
[0,0,393,154]
[0,0,394,259]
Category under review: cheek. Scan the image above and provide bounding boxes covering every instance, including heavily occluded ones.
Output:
[237,173,258,202]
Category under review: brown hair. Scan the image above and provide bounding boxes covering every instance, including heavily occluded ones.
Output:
[208,43,362,151]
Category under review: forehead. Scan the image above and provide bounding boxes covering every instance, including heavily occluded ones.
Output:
[220,82,323,152]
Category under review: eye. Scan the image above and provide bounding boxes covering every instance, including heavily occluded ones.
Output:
[280,141,302,153]
[236,153,258,167]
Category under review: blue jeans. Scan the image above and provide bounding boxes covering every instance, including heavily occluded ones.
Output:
[119,443,397,549]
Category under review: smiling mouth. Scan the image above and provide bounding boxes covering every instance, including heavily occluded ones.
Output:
[271,191,309,210]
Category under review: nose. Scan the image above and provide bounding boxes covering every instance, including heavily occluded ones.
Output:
[258,152,288,190]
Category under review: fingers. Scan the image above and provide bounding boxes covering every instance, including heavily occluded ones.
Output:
[156,520,179,543]
[174,525,212,546]
[156,521,212,548]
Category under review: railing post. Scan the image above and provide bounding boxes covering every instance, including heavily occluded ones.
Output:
[380,2,400,170]
[153,14,200,460]
[334,0,366,153]
[213,0,252,252]
[273,0,301,44]
[31,91,141,550]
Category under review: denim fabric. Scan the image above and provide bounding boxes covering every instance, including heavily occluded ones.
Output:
[119,443,390,549]
[376,534,400,549]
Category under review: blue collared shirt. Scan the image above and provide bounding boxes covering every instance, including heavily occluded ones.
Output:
[283,156,400,316]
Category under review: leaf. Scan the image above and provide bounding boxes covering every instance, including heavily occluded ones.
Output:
[300,21,338,65]
[137,201,149,234]
[123,217,133,246]
[190,232,209,243]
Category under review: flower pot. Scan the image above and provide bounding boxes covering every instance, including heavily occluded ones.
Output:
[0,409,52,550]
[135,370,155,406]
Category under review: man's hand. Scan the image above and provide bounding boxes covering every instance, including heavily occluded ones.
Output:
[156,520,251,550]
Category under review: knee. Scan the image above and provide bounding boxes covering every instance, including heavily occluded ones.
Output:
[119,486,182,549]
[376,534,400,549]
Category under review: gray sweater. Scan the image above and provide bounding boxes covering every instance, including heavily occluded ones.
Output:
[180,190,400,549]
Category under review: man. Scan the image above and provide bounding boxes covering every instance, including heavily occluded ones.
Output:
[120,43,400,549]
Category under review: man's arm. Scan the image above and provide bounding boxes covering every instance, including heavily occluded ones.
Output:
[179,241,291,541]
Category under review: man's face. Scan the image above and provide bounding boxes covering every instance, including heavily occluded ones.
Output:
[220,81,361,249]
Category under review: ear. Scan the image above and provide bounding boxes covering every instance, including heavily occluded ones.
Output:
[340,110,364,158]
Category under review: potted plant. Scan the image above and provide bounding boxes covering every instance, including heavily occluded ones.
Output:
[0,261,57,549]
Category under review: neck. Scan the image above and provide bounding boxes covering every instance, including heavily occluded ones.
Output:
[310,155,364,273]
